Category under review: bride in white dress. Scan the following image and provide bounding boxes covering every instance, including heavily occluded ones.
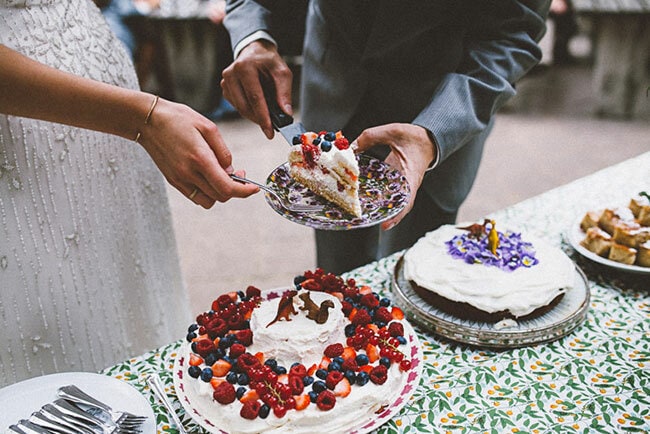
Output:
[0,0,257,386]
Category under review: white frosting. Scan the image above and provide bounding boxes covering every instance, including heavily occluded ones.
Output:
[288,143,362,217]
[248,291,347,369]
[184,348,406,434]
[182,290,409,434]
[403,224,575,317]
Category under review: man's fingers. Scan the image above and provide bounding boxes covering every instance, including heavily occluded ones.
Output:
[238,71,273,138]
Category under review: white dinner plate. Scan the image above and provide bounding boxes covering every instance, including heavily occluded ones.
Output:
[566,215,650,275]
[0,372,155,433]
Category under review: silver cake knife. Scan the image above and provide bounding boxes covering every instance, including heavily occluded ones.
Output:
[262,80,306,145]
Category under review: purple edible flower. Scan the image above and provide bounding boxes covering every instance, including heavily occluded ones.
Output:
[446,229,539,272]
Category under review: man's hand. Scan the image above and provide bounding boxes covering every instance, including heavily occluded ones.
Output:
[353,124,436,230]
[221,40,293,139]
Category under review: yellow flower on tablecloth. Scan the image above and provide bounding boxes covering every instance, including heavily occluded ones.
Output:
[396,419,402,427]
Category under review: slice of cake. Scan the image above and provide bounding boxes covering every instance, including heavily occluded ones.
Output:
[180,270,416,433]
[288,131,362,217]
[403,221,575,323]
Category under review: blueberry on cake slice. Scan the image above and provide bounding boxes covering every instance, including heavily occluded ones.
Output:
[288,131,362,217]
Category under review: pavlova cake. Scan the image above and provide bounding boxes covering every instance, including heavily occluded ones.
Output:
[403,220,575,323]
[179,269,417,434]
[288,131,362,217]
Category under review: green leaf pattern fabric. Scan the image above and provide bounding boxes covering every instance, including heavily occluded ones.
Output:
[102,153,650,433]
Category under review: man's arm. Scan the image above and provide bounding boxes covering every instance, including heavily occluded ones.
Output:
[413,0,550,164]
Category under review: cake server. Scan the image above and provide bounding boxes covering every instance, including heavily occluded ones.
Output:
[146,375,187,434]
[262,80,305,145]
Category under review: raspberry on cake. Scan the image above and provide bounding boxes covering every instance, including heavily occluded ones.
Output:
[180,269,417,434]
[403,221,575,323]
[288,131,362,218]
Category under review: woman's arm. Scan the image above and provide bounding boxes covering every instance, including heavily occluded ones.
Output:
[0,44,258,207]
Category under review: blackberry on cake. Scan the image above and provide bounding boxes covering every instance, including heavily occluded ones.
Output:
[288,131,362,217]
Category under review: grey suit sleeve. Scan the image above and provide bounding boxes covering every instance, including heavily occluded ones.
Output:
[223,0,274,53]
[413,0,550,164]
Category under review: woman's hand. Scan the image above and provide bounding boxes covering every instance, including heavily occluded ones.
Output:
[138,98,259,208]
[353,123,436,230]
[220,40,293,139]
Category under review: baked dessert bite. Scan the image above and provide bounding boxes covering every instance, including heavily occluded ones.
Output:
[288,131,362,218]
[580,227,613,257]
[638,205,650,226]
[598,207,635,235]
[403,221,575,323]
[637,241,650,267]
[612,221,642,248]
[608,243,637,265]
[578,192,650,267]
[629,194,650,218]
[181,269,415,433]
[580,210,602,232]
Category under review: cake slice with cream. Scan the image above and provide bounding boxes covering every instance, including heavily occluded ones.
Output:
[288,131,362,217]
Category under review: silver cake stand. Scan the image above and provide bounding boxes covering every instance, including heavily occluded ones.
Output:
[391,255,590,349]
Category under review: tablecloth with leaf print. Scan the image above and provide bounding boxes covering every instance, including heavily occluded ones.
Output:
[103,152,650,434]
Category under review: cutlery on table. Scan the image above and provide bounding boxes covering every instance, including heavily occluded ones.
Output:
[230,174,324,213]
[57,385,146,429]
[7,424,29,434]
[146,375,187,434]
[29,410,86,434]
[14,420,51,434]
[45,401,139,434]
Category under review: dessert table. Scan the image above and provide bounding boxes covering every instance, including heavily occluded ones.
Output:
[102,151,650,434]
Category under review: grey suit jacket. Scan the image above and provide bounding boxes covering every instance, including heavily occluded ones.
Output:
[225,0,549,213]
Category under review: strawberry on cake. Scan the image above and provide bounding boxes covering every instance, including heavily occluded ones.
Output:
[288,131,362,218]
[179,269,418,434]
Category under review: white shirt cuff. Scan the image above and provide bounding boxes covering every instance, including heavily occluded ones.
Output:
[233,30,277,59]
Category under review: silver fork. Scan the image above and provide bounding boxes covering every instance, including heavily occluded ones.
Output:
[57,385,146,429]
[230,174,324,213]
[47,400,140,434]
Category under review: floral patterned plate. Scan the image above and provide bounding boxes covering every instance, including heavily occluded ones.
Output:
[172,288,423,434]
[391,256,590,349]
[265,154,410,230]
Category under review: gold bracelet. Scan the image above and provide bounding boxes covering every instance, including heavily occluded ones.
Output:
[134,95,159,143]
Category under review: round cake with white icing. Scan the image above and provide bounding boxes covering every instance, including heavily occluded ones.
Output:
[403,222,575,322]
[180,270,417,434]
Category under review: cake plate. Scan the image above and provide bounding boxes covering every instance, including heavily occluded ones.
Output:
[265,154,410,230]
[391,256,590,349]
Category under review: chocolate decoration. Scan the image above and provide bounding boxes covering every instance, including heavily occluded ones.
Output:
[266,290,298,327]
[299,292,335,324]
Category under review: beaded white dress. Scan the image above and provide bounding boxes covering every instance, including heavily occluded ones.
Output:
[0,0,191,386]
